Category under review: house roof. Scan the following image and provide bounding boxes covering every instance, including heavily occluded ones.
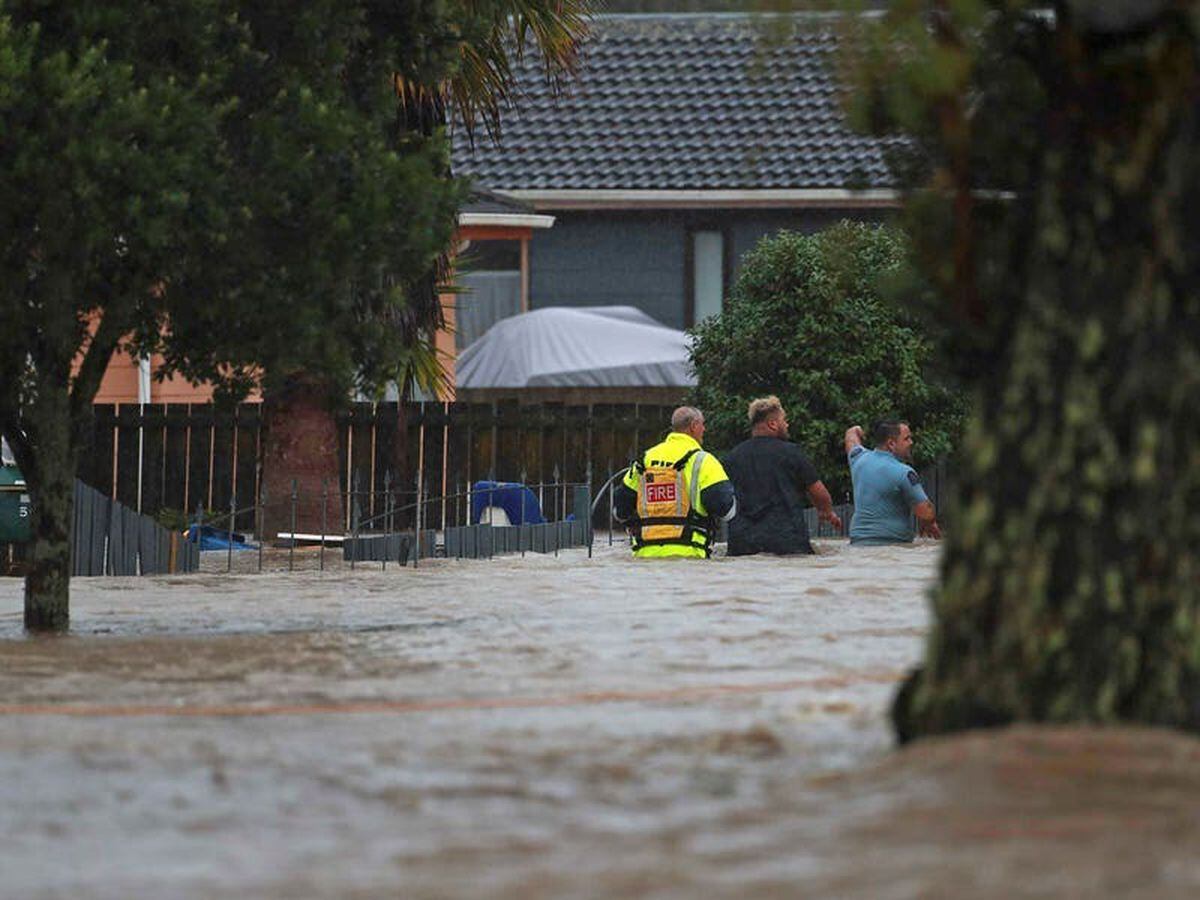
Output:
[461,188,535,216]
[452,14,895,196]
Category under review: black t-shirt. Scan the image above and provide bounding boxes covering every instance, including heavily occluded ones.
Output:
[722,436,820,555]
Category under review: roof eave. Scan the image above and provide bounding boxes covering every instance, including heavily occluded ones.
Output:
[502,189,901,211]
[456,212,557,229]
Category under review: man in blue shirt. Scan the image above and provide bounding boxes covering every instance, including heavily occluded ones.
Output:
[844,421,940,545]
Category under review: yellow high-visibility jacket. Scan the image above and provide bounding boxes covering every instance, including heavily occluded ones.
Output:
[619,432,735,558]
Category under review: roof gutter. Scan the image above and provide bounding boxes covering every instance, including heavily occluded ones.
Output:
[457,212,556,229]
[503,189,901,211]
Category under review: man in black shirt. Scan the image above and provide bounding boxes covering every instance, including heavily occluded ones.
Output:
[722,396,842,556]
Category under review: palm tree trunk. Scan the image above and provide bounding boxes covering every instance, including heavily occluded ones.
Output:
[260,375,345,542]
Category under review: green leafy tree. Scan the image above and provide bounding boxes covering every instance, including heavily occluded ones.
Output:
[689,222,966,497]
[255,0,590,536]
[164,0,469,541]
[0,1,460,630]
[837,1,1200,739]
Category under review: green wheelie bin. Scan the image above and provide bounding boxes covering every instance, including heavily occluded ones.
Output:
[0,464,32,543]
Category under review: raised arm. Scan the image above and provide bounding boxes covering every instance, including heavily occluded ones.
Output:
[806,480,842,532]
[844,425,866,457]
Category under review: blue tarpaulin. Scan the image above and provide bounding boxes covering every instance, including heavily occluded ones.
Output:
[470,482,546,525]
[186,523,256,551]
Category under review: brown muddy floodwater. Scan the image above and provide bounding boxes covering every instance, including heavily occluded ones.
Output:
[1,540,1198,899]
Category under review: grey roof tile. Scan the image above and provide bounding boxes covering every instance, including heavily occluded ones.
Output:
[452,14,895,192]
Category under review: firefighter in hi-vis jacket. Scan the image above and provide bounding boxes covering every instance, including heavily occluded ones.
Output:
[613,407,737,558]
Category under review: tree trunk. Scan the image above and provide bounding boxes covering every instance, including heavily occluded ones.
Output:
[23,392,77,632]
[894,20,1200,741]
[260,376,345,542]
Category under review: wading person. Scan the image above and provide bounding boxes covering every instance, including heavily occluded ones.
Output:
[844,420,940,545]
[722,396,841,556]
[613,406,736,558]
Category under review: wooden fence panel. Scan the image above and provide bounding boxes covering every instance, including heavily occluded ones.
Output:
[414,402,444,532]
[139,405,166,517]
[493,400,522,484]
[234,404,261,531]
[115,405,141,511]
[468,403,495,483]
[187,409,214,516]
[139,517,160,573]
[89,404,118,497]
[162,404,191,515]
[209,411,236,519]
[83,482,102,576]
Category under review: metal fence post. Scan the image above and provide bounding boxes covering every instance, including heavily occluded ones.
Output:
[607,458,615,547]
[257,481,265,573]
[350,473,360,570]
[585,466,593,559]
[413,471,421,568]
[289,478,297,572]
[382,471,392,572]
[552,468,560,559]
[519,468,527,559]
[227,492,236,573]
[194,503,205,571]
[320,478,328,572]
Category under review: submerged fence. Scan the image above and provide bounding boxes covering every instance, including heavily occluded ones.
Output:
[71,480,199,575]
[82,401,675,533]
[80,401,951,548]
[177,479,595,573]
[341,481,593,567]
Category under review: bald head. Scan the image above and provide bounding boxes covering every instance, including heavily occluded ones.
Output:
[671,406,706,444]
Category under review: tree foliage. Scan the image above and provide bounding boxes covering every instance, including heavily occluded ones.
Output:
[0,0,494,628]
[836,1,1200,740]
[689,222,966,496]
[0,0,591,629]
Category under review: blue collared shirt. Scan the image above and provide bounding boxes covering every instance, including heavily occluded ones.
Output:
[847,447,929,545]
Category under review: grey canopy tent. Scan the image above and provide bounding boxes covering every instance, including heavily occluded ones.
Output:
[454,306,696,403]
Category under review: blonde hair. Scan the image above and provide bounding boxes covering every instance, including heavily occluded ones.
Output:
[747,395,784,427]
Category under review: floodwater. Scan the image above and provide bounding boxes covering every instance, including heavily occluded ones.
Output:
[1,540,1198,898]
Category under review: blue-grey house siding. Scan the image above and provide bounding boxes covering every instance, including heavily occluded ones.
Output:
[454,14,900,333]
[528,208,888,329]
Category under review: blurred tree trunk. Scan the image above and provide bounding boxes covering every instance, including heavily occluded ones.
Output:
[20,387,77,631]
[895,6,1200,739]
[260,375,345,542]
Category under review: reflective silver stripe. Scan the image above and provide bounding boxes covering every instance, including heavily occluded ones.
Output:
[675,470,684,515]
[689,451,706,513]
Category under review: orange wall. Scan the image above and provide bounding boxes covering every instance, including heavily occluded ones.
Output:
[93,349,227,404]
[88,225,530,405]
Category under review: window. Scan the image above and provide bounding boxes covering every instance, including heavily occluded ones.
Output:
[691,229,725,325]
[456,239,523,350]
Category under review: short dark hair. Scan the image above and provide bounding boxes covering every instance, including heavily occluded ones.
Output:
[871,420,907,446]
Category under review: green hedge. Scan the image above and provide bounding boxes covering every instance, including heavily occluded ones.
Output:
[689,221,966,497]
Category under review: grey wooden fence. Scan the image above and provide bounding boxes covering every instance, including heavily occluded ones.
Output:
[342,530,438,564]
[72,480,198,576]
[442,520,591,559]
[342,485,593,563]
